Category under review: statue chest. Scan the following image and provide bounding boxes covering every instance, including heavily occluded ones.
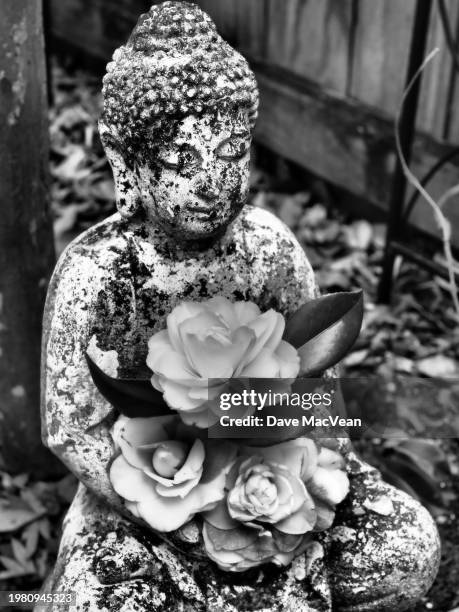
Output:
[91,241,268,369]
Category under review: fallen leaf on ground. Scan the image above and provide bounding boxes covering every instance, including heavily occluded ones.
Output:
[416,355,459,378]
[0,496,44,533]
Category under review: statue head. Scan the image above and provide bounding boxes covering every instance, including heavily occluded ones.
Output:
[100,1,259,241]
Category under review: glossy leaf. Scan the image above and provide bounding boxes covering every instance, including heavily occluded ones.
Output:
[284,291,363,376]
[380,454,443,507]
[375,439,450,514]
[85,354,172,418]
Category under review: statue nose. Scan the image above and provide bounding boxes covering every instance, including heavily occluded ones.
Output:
[195,174,222,201]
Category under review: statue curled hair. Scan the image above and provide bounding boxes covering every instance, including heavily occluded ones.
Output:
[102,1,259,157]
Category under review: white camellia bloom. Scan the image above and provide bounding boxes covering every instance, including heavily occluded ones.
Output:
[202,439,350,571]
[110,415,236,532]
[147,297,300,427]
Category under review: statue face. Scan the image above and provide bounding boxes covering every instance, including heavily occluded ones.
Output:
[136,111,252,240]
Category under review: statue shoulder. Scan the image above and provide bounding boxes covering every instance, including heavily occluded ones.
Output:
[239,206,302,247]
[44,214,131,321]
[236,206,318,305]
[50,214,128,286]
[238,205,310,262]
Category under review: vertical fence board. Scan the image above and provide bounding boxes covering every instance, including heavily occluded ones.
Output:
[0,0,60,475]
[234,0,266,60]
[196,0,266,59]
[351,0,417,115]
[196,0,239,43]
[265,0,354,95]
[444,11,459,142]
[48,0,153,61]
[416,0,458,140]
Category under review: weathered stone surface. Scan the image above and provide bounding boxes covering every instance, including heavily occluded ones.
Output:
[327,455,441,611]
[41,484,332,612]
[39,2,440,610]
[40,449,439,611]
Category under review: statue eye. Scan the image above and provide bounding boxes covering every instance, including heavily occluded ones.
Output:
[159,149,180,169]
[217,137,251,161]
[159,145,200,171]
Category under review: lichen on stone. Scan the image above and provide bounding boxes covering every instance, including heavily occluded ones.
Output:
[102,1,258,154]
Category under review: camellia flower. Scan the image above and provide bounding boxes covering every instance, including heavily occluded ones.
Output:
[203,438,349,571]
[147,297,300,427]
[227,456,316,534]
[109,415,236,532]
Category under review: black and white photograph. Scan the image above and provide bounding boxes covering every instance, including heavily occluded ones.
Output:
[1,1,458,610]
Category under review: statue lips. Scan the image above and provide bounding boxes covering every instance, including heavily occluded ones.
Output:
[186,200,217,219]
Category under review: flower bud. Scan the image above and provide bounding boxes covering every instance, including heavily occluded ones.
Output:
[152,441,188,478]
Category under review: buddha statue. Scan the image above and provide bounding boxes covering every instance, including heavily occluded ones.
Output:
[40,2,440,610]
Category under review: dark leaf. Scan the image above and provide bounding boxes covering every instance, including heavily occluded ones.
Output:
[204,523,258,551]
[284,291,363,376]
[380,452,444,508]
[384,439,447,479]
[85,354,172,418]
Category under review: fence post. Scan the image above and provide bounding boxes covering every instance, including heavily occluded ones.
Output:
[0,0,60,475]
[377,0,434,303]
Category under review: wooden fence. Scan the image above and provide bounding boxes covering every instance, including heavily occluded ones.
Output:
[48,0,459,246]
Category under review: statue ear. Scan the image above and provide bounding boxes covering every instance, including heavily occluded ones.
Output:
[98,121,141,219]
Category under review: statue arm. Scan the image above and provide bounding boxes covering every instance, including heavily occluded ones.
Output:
[41,245,125,509]
[247,207,319,314]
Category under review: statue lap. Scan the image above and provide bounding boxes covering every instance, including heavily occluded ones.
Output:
[41,462,440,612]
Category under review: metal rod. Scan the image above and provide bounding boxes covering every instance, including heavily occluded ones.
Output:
[391,241,459,283]
[378,0,434,303]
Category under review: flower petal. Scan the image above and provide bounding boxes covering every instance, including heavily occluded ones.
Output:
[317,447,345,470]
[203,500,239,530]
[203,523,259,552]
[119,416,174,469]
[111,415,130,449]
[272,550,297,567]
[137,473,225,532]
[179,313,254,378]
[307,467,350,505]
[147,334,195,380]
[136,441,232,530]
[274,341,301,378]
[205,296,240,330]
[166,301,206,352]
[264,469,308,522]
[154,472,201,498]
[110,455,152,503]
[275,497,317,535]
[244,310,285,363]
[240,347,281,378]
[233,301,261,326]
[272,530,304,553]
[158,377,205,411]
[172,439,205,483]
[244,438,318,480]
[125,501,141,518]
[314,501,335,531]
